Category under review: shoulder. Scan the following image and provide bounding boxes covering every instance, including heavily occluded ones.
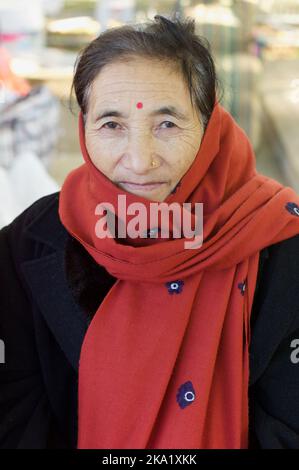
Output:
[250,231,299,384]
[249,234,299,448]
[253,232,299,311]
[250,232,299,385]
[0,195,62,375]
[248,234,299,448]
[0,191,60,263]
[1,191,60,239]
[0,188,60,277]
[266,232,299,266]
[0,191,62,358]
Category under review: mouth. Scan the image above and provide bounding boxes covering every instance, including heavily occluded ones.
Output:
[118,181,167,192]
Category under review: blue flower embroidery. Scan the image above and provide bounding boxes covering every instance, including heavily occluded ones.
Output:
[285,202,299,217]
[238,280,246,296]
[177,381,196,409]
[166,280,184,294]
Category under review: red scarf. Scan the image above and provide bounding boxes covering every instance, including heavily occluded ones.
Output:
[59,102,299,448]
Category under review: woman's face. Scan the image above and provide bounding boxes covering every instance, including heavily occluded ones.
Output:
[84,56,204,202]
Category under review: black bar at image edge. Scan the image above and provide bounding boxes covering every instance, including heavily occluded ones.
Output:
[0,449,296,466]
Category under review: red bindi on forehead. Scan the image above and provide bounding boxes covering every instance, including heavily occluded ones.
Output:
[136,102,143,109]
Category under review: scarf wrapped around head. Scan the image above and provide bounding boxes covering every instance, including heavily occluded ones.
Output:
[59,102,299,449]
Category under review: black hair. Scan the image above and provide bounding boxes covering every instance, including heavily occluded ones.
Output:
[70,14,223,131]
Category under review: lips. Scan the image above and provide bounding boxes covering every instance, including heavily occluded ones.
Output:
[119,181,166,191]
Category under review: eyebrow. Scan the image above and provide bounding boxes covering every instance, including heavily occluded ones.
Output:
[94,106,188,122]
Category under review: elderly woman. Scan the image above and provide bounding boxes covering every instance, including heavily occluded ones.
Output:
[1,15,299,450]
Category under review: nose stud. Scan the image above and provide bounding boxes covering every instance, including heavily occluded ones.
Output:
[151,159,158,168]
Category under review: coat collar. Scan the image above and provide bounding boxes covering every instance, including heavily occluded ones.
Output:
[20,193,88,372]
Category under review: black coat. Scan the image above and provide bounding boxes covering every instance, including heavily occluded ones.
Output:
[1,192,299,449]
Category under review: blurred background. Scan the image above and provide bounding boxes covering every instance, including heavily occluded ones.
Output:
[0,0,299,227]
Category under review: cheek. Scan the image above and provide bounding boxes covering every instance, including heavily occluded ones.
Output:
[171,143,198,176]
[85,134,118,175]
[173,158,193,179]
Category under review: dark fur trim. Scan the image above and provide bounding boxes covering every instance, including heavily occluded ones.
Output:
[64,236,116,320]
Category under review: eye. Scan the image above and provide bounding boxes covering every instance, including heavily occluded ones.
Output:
[102,121,121,130]
[160,121,176,129]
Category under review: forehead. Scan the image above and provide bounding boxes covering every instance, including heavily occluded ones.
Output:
[89,57,189,104]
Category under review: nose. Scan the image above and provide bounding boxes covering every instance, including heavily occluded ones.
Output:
[122,131,158,174]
